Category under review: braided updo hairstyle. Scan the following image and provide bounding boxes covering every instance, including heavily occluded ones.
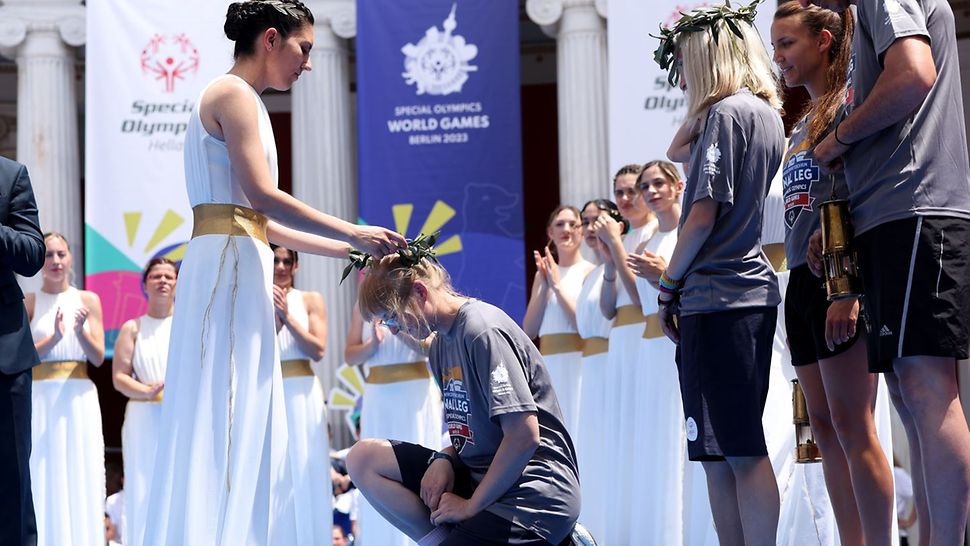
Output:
[224,0,314,58]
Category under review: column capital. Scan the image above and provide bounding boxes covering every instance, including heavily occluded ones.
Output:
[307,0,356,39]
[526,0,606,38]
[0,1,85,49]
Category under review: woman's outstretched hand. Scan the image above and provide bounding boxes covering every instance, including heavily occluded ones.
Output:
[351,226,407,258]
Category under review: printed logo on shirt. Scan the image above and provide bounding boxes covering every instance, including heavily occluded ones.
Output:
[441,366,475,453]
[703,143,721,176]
[879,325,894,337]
[782,146,819,229]
[490,362,513,396]
[845,54,856,108]
[685,417,699,442]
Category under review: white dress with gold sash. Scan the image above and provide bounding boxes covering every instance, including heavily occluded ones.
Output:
[278,289,331,546]
[630,228,685,544]
[122,314,171,546]
[29,287,105,546]
[603,220,656,546]
[142,74,298,545]
[357,322,442,546]
[537,261,591,436]
[574,264,611,541]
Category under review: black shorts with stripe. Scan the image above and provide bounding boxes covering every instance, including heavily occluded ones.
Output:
[855,216,970,373]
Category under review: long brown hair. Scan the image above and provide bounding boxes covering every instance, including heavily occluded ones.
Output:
[774,0,854,146]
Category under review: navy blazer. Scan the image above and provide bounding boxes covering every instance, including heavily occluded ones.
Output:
[0,157,44,374]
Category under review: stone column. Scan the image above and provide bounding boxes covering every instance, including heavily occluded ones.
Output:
[291,1,357,440]
[527,0,609,208]
[0,0,85,285]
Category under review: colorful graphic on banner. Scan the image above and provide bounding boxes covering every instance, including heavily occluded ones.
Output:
[608,0,774,174]
[357,1,526,320]
[85,0,232,353]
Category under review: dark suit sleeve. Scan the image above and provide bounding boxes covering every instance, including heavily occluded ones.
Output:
[0,165,44,277]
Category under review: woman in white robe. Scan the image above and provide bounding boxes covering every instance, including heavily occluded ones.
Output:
[26,232,106,546]
[593,164,657,546]
[112,258,178,546]
[346,306,443,545]
[272,245,332,546]
[522,205,593,435]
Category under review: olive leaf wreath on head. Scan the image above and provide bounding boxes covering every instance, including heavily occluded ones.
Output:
[652,0,762,87]
[340,231,441,284]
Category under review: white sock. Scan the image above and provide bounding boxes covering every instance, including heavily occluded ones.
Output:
[417,526,451,546]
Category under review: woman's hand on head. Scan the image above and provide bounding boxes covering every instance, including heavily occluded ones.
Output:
[351,225,407,258]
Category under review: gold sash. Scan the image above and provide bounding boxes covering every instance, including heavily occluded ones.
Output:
[614,304,645,327]
[130,391,164,403]
[539,333,583,356]
[282,359,314,378]
[763,243,788,273]
[365,361,430,384]
[642,313,665,339]
[32,361,87,381]
[191,204,268,245]
[581,337,609,357]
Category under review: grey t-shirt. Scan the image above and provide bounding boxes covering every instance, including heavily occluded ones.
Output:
[783,114,850,268]
[679,90,783,315]
[844,0,970,234]
[429,300,580,543]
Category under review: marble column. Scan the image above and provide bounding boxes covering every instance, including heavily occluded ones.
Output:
[0,0,85,285]
[290,1,357,419]
[527,0,609,208]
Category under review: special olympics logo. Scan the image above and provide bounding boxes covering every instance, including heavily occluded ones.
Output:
[140,34,200,93]
[401,4,478,96]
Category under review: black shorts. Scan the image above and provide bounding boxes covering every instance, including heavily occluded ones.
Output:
[391,441,556,546]
[676,307,776,461]
[785,264,861,366]
[855,216,970,373]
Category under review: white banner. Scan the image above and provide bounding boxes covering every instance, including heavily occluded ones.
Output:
[608,0,775,175]
[85,0,232,352]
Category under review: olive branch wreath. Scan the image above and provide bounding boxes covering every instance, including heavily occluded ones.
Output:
[340,231,441,284]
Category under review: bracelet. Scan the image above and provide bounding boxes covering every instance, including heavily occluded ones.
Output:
[834,124,853,147]
[658,271,682,292]
[603,275,616,283]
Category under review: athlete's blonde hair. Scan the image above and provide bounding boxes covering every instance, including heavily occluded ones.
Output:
[357,255,460,334]
[677,17,781,123]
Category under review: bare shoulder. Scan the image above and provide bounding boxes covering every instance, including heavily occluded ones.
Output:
[304,290,326,312]
[78,290,103,308]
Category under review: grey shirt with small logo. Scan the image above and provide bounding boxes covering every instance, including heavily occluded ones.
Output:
[429,300,580,544]
[679,90,783,315]
[843,0,970,234]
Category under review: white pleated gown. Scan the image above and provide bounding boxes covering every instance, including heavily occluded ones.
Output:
[574,264,611,542]
[278,289,332,546]
[122,315,171,546]
[629,228,685,544]
[357,322,443,546]
[603,221,656,546]
[30,287,105,546]
[537,262,590,435]
[142,75,298,545]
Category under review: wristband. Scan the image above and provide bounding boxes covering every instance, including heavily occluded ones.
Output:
[603,275,616,283]
[658,271,682,292]
[834,124,853,147]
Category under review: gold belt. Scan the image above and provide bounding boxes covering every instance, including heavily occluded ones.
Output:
[281,359,314,378]
[130,391,164,403]
[32,361,87,381]
[614,304,644,327]
[191,204,268,245]
[582,337,609,357]
[540,333,583,356]
[365,361,430,384]
[642,313,665,339]
[763,243,788,272]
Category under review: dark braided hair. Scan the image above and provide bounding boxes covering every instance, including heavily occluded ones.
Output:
[582,199,630,235]
[224,0,314,59]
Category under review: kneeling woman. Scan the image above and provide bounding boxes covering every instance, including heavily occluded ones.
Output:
[347,252,580,546]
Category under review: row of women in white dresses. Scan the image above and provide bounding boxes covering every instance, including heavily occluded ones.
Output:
[26,285,337,545]
[539,177,896,545]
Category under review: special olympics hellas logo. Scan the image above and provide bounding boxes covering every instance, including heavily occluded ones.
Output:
[140,34,200,93]
[401,4,478,96]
